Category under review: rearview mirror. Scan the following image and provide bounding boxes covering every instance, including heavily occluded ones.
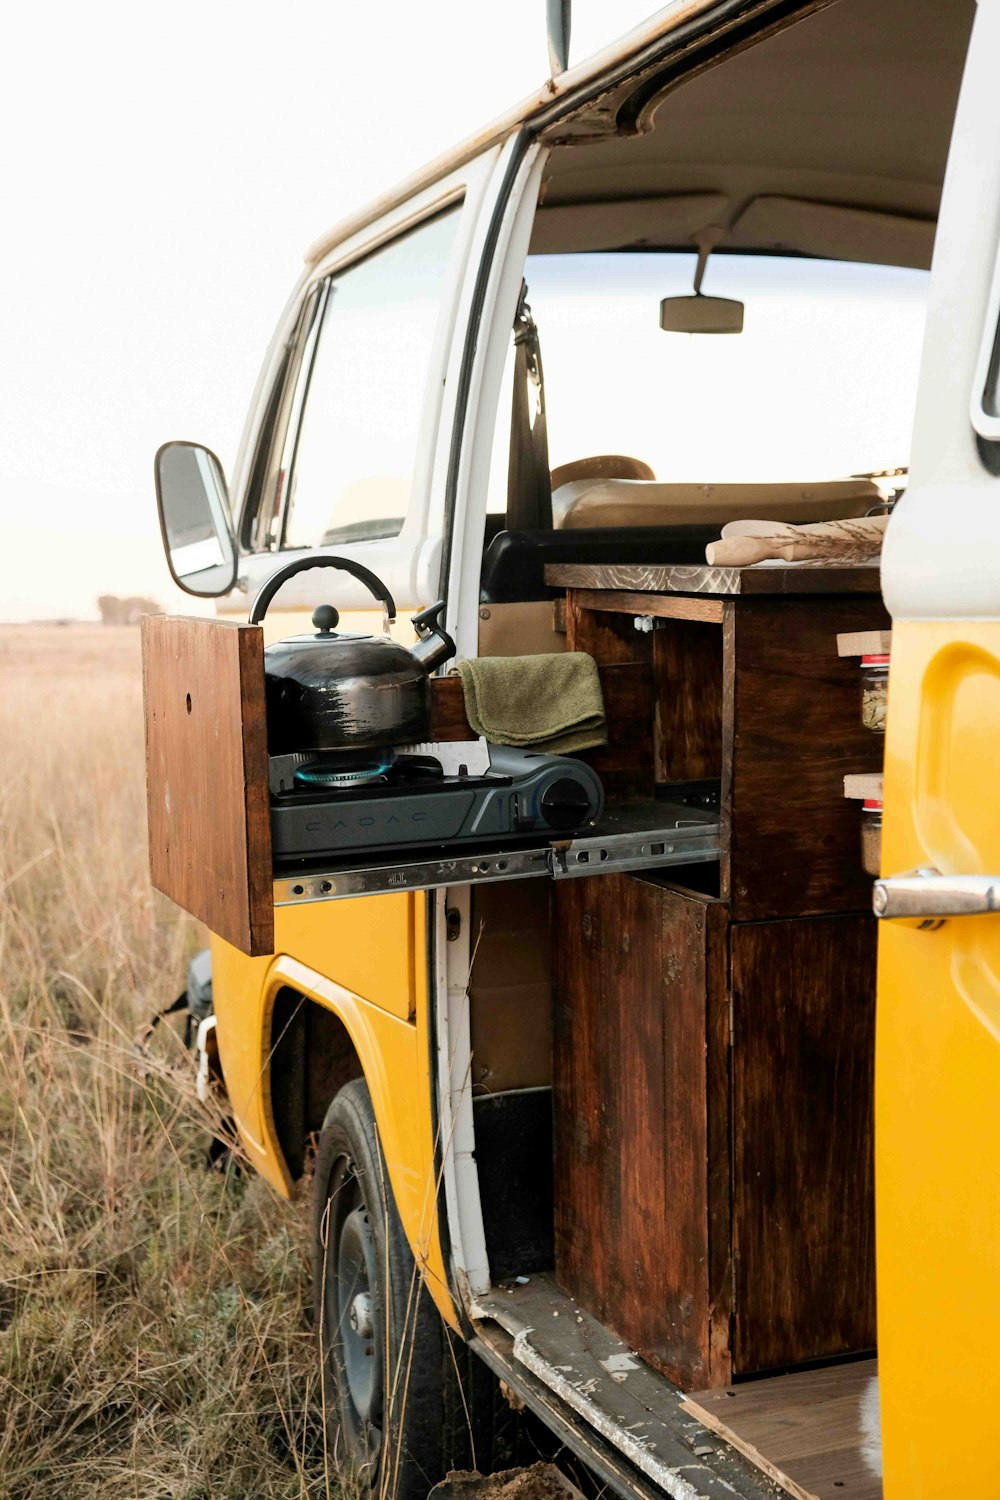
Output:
[154,441,238,597]
[659,294,745,335]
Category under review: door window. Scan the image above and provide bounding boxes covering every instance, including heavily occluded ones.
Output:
[244,286,325,552]
[282,206,462,551]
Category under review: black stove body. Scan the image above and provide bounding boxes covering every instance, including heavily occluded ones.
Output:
[269,743,604,867]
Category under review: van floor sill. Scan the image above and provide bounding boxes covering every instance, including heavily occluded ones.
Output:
[473,1275,783,1500]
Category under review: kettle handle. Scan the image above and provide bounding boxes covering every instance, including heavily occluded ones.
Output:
[248,555,397,626]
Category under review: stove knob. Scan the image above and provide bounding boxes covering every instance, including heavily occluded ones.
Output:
[539,776,592,830]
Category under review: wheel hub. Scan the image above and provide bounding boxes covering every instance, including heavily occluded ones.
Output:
[350,1290,374,1338]
[335,1204,383,1427]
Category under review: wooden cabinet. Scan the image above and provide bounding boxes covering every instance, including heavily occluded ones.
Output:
[558,576,889,920]
[551,573,886,1390]
[554,878,876,1390]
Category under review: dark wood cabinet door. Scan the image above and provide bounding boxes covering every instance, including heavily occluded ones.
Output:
[553,874,730,1389]
[731,914,877,1374]
[142,614,273,956]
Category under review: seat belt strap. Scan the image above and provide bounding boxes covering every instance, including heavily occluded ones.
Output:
[507,281,553,532]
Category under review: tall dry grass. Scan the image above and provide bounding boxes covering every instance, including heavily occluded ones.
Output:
[0,625,326,1498]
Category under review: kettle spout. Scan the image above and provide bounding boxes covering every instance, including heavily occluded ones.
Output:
[410,601,457,673]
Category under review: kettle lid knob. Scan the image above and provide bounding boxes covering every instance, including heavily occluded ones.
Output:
[312,604,340,634]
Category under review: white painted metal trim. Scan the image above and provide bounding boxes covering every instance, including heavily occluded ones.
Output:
[444,142,548,659]
[474,1290,732,1500]
[195,1015,217,1104]
[224,150,501,617]
[430,140,549,1315]
[510,1334,704,1500]
[433,887,491,1299]
[970,199,1000,443]
[882,0,1000,620]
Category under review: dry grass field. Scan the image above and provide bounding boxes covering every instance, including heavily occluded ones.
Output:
[0,625,327,1498]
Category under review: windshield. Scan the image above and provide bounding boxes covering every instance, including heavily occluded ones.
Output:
[519,251,928,488]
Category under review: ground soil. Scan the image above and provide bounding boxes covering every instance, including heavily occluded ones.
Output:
[430,1462,582,1500]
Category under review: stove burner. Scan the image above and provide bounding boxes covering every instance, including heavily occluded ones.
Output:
[293,750,397,789]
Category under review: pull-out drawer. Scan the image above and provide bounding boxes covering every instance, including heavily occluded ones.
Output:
[141,615,719,955]
[273,800,720,909]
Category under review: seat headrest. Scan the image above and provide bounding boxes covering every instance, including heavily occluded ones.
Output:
[549,454,655,492]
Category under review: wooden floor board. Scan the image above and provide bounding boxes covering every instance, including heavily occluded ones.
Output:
[683,1360,881,1500]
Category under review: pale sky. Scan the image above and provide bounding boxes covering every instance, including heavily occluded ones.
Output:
[1,0,654,621]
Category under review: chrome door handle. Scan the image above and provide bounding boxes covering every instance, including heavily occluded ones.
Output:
[873,867,1000,921]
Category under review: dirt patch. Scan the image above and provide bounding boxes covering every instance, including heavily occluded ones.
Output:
[429,1461,582,1500]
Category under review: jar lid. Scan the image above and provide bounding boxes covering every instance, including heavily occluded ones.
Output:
[862,798,884,811]
[861,653,891,666]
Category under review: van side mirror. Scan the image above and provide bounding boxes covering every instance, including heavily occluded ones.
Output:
[154,441,238,597]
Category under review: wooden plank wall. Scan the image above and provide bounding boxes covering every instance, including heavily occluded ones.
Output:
[652,620,724,783]
[725,598,888,920]
[141,615,273,956]
[553,873,731,1389]
[563,598,655,799]
[731,914,877,1373]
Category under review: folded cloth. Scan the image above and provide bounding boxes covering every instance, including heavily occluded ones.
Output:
[705,513,888,567]
[453,652,607,754]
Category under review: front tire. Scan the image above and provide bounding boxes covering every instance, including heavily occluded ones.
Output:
[313,1079,470,1497]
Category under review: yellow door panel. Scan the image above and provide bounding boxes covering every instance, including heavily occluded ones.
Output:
[878,620,1000,1498]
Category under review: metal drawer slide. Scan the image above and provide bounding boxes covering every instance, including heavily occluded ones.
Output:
[273,803,720,907]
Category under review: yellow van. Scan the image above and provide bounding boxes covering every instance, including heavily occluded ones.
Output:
[145,2,1000,1495]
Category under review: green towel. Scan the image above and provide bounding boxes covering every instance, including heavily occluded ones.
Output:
[454,653,607,754]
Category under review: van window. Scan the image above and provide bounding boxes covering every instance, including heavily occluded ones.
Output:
[488,251,928,512]
[281,206,462,550]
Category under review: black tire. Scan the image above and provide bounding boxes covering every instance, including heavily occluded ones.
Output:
[313,1078,484,1497]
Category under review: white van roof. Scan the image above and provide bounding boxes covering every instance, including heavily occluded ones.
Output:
[307,0,971,275]
[304,0,713,265]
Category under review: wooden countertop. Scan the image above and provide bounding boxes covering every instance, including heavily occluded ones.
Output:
[545,561,882,597]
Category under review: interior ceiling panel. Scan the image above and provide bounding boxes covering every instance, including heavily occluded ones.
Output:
[533,0,976,266]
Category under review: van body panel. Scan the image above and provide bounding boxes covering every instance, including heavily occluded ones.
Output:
[876,621,1000,1497]
[878,3,1000,1492]
[210,890,457,1328]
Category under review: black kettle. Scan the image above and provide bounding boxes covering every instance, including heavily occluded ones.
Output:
[249,556,456,759]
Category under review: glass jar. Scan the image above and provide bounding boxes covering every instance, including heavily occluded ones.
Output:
[860,654,889,734]
[861,798,883,876]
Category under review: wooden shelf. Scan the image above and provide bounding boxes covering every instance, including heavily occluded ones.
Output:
[845,773,884,801]
[837,628,892,657]
[545,561,883,597]
[560,588,725,624]
[561,585,889,920]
